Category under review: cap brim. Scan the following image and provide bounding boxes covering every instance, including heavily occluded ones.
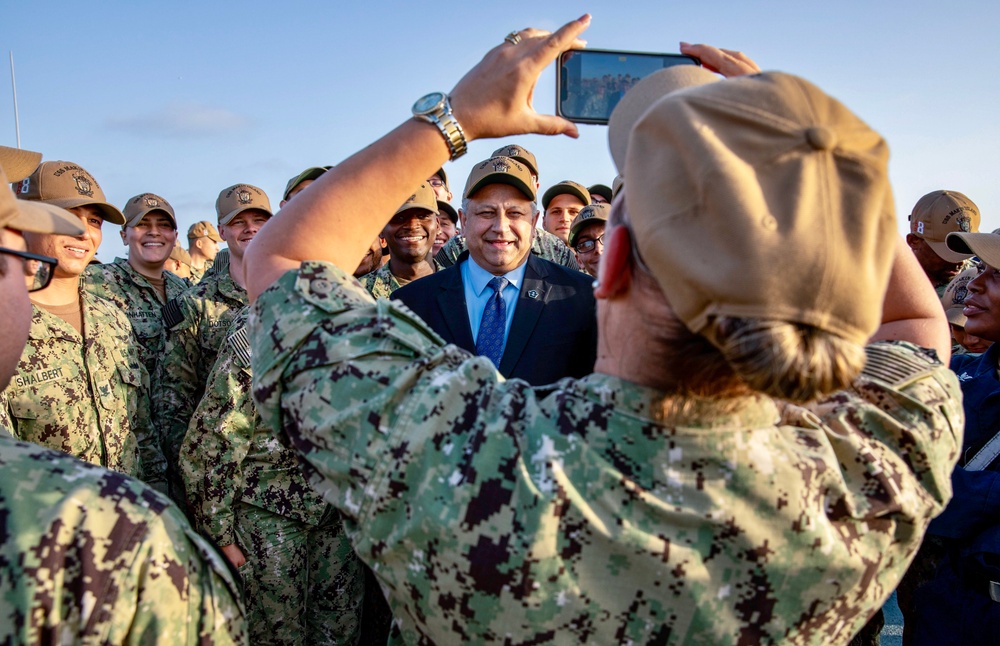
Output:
[542,185,590,210]
[8,199,86,236]
[466,174,535,202]
[219,206,273,226]
[284,167,330,200]
[0,147,43,183]
[945,307,967,327]
[947,231,1000,266]
[125,207,177,229]
[608,65,720,173]
[42,196,125,225]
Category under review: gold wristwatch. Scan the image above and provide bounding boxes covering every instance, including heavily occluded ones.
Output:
[412,92,467,161]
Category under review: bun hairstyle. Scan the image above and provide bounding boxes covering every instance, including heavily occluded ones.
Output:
[704,317,866,403]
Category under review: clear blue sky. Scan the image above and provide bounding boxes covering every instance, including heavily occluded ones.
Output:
[6,1,999,260]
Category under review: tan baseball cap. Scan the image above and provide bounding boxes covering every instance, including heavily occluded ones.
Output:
[123,193,176,228]
[541,180,591,210]
[168,244,192,267]
[624,71,896,347]
[568,203,610,247]
[947,227,1000,268]
[941,264,979,327]
[612,175,624,199]
[463,156,536,201]
[909,190,980,263]
[216,184,272,226]
[609,65,721,173]
[1,168,85,236]
[13,161,125,225]
[490,144,539,178]
[283,166,332,201]
[0,146,42,183]
[188,220,223,241]
[395,183,439,216]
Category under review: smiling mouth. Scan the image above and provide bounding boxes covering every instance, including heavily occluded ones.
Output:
[65,245,89,256]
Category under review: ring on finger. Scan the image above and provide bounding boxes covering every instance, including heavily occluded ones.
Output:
[504,31,522,46]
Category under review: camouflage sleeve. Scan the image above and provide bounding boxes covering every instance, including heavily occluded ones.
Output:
[133,359,168,490]
[531,228,580,271]
[434,233,465,268]
[157,295,202,467]
[251,262,476,521]
[0,392,11,437]
[181,312,254,546]
[0,435,247,644]
[802,341,964,521]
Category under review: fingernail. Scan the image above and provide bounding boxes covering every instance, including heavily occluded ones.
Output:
[579,13,591,22]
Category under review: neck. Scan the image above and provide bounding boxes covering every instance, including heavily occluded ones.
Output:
[128,256,164,281]
[189,251,209,268]
[228,251,246,288]
[388,256,435,281]
[30,275,81,307]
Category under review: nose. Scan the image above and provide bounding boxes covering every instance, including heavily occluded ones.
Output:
[969,271,987,293]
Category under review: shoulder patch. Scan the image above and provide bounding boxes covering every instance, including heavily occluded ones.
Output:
[162,298,185,329]
[227,323,251,368]
[861,342,939,387]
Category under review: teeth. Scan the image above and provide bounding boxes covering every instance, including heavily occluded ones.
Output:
[67,247,87,253]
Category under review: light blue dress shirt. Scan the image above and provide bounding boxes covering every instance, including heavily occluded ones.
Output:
[462,257,528,344]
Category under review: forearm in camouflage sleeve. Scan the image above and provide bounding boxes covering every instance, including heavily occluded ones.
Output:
[0,392,12,437]
[181,347,255,546]
[156,319,203,467]
[133,362,168,490]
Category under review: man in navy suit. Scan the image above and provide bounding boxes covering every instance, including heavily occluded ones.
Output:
[392,156,596,386]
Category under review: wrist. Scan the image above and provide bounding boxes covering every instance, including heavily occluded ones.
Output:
[412,92,468,161]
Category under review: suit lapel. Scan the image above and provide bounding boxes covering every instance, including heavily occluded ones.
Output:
[499,255,547,376]
[437,263,475,353]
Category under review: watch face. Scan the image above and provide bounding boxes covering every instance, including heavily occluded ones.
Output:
[414,92,446,114]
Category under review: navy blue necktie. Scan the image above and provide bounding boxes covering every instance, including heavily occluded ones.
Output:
[476,276,509,368]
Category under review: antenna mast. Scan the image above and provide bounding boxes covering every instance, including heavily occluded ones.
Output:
[10,52,21,148]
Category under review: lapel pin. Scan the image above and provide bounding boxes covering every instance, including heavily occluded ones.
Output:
[527,289,539,299]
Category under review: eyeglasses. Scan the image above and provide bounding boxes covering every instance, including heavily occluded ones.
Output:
[0,247,58,292]
[427,178,445,188]
[574,234,605,254]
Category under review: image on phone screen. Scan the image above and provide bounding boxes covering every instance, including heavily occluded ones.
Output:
[557,49,700,125]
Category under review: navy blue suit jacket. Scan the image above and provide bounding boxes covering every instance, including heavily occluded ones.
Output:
[391,252,597,386]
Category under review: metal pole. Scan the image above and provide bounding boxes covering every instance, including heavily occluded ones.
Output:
[10,52,21,149]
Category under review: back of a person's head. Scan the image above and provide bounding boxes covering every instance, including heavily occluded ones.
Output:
[612,71,894,402]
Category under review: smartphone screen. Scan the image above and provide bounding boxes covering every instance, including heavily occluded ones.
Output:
[557,49,700,125]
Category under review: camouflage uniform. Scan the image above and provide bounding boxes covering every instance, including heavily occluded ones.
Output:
[83,256,189,387]
[0,288,165,486]
[157,265,246,499]
[0,432,246,644]
[181,308,364,644]
[436,228,579,271]
[250,261,964,646]
[361,259,441,300]
[190,258,214,284]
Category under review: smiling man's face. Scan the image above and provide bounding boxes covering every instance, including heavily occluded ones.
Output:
[24,205,103,279]
[383,208,438,264]
[460,183,537,276]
